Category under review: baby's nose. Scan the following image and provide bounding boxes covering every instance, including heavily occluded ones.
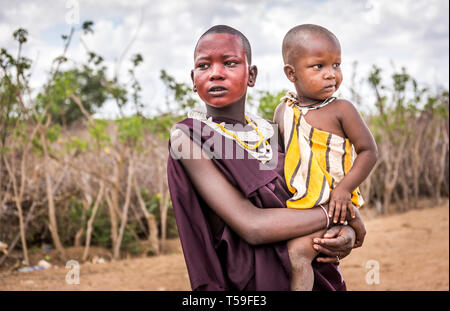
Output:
[324,70,336,79]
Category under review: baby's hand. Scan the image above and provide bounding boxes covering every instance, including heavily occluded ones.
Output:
[328,187,355,224]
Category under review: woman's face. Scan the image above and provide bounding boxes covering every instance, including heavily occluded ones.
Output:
[192,33,252,108]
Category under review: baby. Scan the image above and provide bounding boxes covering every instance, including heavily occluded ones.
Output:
[274,24,378,290]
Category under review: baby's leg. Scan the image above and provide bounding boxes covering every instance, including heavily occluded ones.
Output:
[287,228,327,291]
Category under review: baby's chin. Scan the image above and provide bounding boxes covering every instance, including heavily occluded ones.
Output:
[319,89,339,99]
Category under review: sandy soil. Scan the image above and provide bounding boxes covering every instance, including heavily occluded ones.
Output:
[1,201,448,291]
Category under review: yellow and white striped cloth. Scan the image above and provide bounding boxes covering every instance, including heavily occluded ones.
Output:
[281,92,364,209]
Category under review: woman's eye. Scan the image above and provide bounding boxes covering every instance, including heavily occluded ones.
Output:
[225,60,238,66]
[197,63,209,70]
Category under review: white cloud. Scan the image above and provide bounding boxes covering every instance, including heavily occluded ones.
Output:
[0,0,448,117]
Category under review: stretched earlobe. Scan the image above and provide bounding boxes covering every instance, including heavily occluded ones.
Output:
[247,65,258,87]
[190,69,196,91]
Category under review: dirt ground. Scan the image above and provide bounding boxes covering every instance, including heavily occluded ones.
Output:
[0,201,448,291]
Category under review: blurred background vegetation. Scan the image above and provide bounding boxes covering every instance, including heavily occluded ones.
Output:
[0,22,448,268]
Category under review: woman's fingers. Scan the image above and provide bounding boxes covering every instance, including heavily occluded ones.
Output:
[314,246,352,262]
[315,234,351,249]
[315,256,339,263]
[313,244,339,257]
[348,217,366,248]
[313,225,356,262]
[321,225,341,239]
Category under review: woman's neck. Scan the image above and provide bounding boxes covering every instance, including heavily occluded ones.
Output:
[205,100,246,125]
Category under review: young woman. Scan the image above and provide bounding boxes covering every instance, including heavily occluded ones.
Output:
[167,25,364,291]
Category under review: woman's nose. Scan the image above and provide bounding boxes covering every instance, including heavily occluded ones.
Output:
[210,64,225,80]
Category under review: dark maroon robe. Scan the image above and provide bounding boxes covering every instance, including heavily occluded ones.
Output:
[167,117,346,291]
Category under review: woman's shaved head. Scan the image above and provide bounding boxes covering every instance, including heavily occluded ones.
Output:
[195,25,252,65]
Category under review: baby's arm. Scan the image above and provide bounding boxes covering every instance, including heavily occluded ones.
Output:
[273,102,286,141]
[328,100,378,227]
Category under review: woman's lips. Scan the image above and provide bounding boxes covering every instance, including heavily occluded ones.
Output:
[208,85,228,96]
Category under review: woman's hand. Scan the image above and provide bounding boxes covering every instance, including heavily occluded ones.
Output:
[312,225,356,263]
[346,207,366,248]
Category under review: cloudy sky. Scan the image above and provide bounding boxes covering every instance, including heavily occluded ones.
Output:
[1,0,448,117]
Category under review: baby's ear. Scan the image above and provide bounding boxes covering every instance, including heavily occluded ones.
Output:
[283,64,296,83]
[247,65,258,87]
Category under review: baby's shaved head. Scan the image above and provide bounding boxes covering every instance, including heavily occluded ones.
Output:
[282,24,340,64]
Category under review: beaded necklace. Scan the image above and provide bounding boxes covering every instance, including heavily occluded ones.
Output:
[281,91,336,115]
[188,109,274,162]
[215,116,264,150]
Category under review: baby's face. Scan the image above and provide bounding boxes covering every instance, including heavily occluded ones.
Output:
[290,37,342,101]
[192,33,250,108]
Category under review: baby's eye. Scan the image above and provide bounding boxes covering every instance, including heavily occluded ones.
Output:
[312,64,322,69]
[333,63,341,68]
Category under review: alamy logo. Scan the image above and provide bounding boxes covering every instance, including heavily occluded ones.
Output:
[169,120,279,170]
[365,259,380,285]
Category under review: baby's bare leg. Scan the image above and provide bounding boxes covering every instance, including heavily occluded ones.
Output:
[287,228,327,291]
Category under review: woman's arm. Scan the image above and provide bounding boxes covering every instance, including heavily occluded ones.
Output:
[174,130,329,245]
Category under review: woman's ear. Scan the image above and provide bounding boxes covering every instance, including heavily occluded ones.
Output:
[283,64,296,83]
[190,70,197,92]
[247,65,258,87]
